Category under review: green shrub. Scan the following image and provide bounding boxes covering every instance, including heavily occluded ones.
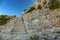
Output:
[26,6,35,13]
[49,0,60,10]
[24,9,27,11]
[0,15,7,26]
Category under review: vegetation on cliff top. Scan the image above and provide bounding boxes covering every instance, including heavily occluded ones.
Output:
[24,5,41,13]
[49,0,60,10]
[0,15,16,26]
[25,6,35,13]
[0,15,7,26]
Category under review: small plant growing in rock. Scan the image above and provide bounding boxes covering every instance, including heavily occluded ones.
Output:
[30,35,39,40]
[24,9,27,11]
[48,0,60,10]
[38,5,42,9]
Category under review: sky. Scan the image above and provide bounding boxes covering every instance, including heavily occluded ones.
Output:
[0,0,35,17]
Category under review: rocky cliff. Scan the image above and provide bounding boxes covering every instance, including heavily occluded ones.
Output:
[21,0,60,34]
[0,0,60,40]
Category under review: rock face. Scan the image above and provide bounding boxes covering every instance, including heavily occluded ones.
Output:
[0,0,60,40]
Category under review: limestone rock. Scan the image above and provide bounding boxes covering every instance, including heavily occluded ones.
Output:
[0,0,60,40]
[0,0,60,35]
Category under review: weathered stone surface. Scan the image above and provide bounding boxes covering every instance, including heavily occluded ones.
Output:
[0,0,60,40]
